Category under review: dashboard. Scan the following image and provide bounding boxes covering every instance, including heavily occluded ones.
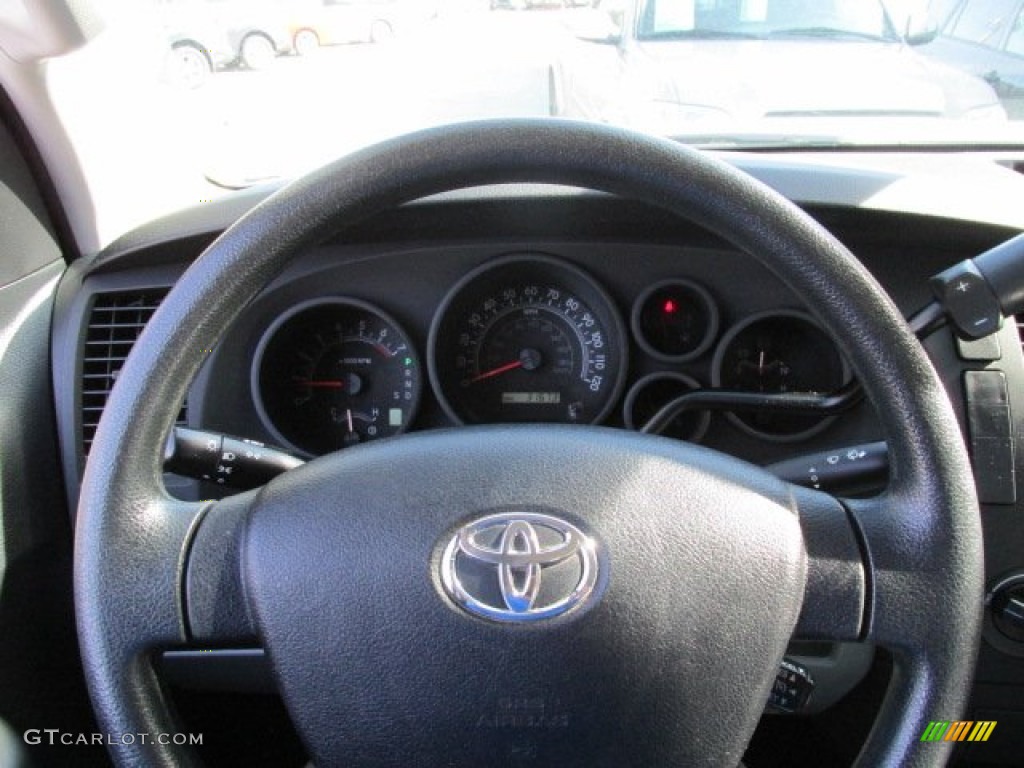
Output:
[246,249,853,458]
[214,244,865,464]
[50,151,1024,765]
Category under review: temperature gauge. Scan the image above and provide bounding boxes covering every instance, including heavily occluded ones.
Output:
[254,298,421,455]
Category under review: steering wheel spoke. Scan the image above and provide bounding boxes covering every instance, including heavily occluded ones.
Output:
[790,485,867,643]
[845,487,984,656]
[183,491,259,644]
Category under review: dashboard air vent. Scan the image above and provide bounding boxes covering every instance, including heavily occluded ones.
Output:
[81,289,186,458]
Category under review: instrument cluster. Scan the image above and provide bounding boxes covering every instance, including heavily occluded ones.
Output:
[251,252,851,457]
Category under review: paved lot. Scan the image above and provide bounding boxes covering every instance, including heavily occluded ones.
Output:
[52,8,583,243]
[184,10,573,185]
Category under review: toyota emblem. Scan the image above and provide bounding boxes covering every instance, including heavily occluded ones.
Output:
[440,512,600,622]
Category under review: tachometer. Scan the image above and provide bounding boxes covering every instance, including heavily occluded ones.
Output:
[429,254,627,425]
[253,298,421,455]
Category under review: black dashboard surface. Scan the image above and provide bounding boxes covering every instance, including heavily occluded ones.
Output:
[51,153,1024,764]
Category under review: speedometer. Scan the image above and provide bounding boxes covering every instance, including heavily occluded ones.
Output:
[428,254,627,425]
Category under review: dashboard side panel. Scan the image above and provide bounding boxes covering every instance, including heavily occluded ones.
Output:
[0,98,110,765]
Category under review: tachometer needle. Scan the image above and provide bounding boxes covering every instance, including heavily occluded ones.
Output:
[294,378,345,389]
[463,360,523,386]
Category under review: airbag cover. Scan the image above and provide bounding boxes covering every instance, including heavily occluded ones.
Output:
[243,425,806,767]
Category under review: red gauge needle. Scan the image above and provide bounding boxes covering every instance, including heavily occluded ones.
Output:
[294,378,345,389]
[463,360,523,385]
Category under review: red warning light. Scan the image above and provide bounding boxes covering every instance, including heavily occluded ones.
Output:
[663,299,678,315]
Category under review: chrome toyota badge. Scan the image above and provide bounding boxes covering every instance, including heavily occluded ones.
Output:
[440,512,600,622]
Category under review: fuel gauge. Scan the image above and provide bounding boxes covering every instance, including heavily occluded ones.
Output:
[623,372,710,442]
[254,298,421,455]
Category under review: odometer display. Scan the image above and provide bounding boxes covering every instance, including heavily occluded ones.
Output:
[429,255,627,425]
[502,392,561,405]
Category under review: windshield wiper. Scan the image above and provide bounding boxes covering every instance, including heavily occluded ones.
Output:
[638,28,760,41]
[769,26,893,42]
[671,133,844,150]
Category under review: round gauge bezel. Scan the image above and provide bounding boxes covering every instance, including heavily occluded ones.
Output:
[984,572,1024,658]
[630,278,720,363]
[622,371,711,443]
[711,309,851,443]
[251,296,422,457]
[427,253,629,426]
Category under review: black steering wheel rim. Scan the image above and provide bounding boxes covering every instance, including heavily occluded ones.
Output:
[75,119,983,767]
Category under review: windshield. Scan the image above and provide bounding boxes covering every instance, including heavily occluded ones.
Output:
[40,0,1024,244]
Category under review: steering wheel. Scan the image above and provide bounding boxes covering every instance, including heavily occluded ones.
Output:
[75,120,983,768]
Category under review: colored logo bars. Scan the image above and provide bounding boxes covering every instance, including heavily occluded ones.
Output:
[920,721,997,743]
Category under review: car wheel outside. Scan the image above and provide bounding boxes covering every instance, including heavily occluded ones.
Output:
[167,44,212,89]
[293,29,320,56]
[240,34,276,70]
[369,20,394,43]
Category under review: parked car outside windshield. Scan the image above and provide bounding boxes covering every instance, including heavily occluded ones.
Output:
[44,0,1024,245]
[920,0,1024,118]
[286,0,439,51]
[159,0,295,87]
[549,0,1005,134]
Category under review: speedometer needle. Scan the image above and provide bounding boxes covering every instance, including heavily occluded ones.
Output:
[463,360,523,386]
